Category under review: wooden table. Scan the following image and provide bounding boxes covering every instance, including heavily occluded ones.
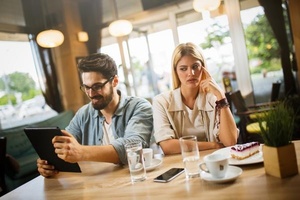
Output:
[2,141,300,199]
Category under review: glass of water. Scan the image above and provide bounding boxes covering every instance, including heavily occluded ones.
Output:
[125,141,147,183]
[179,135,200,179]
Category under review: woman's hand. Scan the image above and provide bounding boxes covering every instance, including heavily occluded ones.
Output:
[214,142,225,149]
[37,158,58,177]
[199,66,225,100]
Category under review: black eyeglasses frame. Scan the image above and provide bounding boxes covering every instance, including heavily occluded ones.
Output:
[80,76,114,93]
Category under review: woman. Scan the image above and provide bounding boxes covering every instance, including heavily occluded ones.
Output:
[153,42,239,155]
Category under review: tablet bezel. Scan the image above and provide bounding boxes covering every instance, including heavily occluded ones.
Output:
[24,126,81,173]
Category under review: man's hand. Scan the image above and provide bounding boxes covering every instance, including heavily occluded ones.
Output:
[52,130,84,163]
[37,158,58,177]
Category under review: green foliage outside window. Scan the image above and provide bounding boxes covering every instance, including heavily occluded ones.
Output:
[200,13,281,75]
[201,23,230,49]
[0,94,16,105]
[7,72,36,93]
[245,14,281,74]
[0,72,41,105]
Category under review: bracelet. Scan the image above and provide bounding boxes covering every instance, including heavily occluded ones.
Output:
[215,98,229,110]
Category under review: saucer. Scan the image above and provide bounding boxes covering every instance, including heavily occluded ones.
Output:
[200,166,243,183]
[146,159,162,171]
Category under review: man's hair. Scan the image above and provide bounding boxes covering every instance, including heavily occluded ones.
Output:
[78,53,118,79]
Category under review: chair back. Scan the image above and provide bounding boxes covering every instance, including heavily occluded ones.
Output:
[225,92,241,123]
[0,137,7,196]
[229,90,248,113]
[225,92,232,110]
[270,82,281,102]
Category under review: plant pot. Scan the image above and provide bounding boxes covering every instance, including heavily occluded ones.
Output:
[262,143,299,178]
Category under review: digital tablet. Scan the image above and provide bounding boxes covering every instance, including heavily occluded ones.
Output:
[24,126,81,173]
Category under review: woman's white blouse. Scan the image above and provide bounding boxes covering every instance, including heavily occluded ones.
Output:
[153,88,220,144]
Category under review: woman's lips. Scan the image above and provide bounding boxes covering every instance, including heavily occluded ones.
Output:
[187,78,198,83]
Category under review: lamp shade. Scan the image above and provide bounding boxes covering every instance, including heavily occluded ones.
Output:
[193,0,221,12]
[108,19,133,37]
[36,29,64,48]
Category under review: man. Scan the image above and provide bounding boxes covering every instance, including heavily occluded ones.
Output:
[37,53,153,177]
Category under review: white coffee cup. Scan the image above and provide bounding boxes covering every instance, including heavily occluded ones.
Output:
[143,148,153,167]
[199,153,228,178]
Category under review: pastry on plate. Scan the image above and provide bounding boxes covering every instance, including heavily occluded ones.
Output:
[230,142,260,160]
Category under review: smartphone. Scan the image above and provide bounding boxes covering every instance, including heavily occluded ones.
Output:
[153,168,185,183]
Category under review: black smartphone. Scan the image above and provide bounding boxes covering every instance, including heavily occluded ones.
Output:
[153,168,185,183]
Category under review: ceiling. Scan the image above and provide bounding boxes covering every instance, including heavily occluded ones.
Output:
[100,0,194,34]
[0,0,257,45]
[100,0,188,22]
[0,0,194,36]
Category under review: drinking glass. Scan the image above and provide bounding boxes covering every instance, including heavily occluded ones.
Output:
[125,141,147,182]
[179,135,200,179]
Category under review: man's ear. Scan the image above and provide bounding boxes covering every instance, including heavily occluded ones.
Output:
[112,75,119,87]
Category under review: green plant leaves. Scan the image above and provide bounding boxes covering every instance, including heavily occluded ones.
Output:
[258,101,294,147]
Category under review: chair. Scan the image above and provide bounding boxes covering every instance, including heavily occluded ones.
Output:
[225,92,243,143]
[229,90,277,143]
[0,137,7,196]
[225,92,241,123]
[270,82,281,102]
[223,78,242,138]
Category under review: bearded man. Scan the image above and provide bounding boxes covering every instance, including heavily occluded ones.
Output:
[37,53,153,177]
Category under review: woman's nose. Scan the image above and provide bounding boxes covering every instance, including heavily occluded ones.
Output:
[191,69,195,75]
[187,68,195,75]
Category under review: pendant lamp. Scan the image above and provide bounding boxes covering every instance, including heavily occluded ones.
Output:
[36,0,64,48]
[109,19,133,37]
[108,0,133,37]
[193,0,221,13]
[37,29,64,48]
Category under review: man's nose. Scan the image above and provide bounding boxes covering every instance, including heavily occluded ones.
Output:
[86,88,98,96]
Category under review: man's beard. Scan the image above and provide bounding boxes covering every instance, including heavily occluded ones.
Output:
[90,85,113,110]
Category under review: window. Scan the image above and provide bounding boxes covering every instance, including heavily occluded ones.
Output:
[100,0,282,104]
[177,15,233,87]
[241,7,283,103]
[0,32,57,129]
[101,29,174,98]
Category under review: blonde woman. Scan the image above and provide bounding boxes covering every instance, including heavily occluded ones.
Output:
[153,42,239,155]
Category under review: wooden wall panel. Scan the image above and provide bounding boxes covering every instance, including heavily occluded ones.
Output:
[288,0,300,93]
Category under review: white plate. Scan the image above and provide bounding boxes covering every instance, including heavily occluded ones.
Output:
[146,158,162,171]
[201,166,243,183]
[212,145,263,165]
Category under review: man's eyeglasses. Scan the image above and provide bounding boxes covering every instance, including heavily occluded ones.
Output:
[80,76,114,93]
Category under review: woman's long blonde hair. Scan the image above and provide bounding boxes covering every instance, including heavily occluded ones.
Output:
[171,42,206,89]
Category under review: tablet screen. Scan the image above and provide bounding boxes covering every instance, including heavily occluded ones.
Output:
[24,127,81,173]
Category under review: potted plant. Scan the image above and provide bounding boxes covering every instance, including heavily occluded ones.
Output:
[258,100,298,178]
